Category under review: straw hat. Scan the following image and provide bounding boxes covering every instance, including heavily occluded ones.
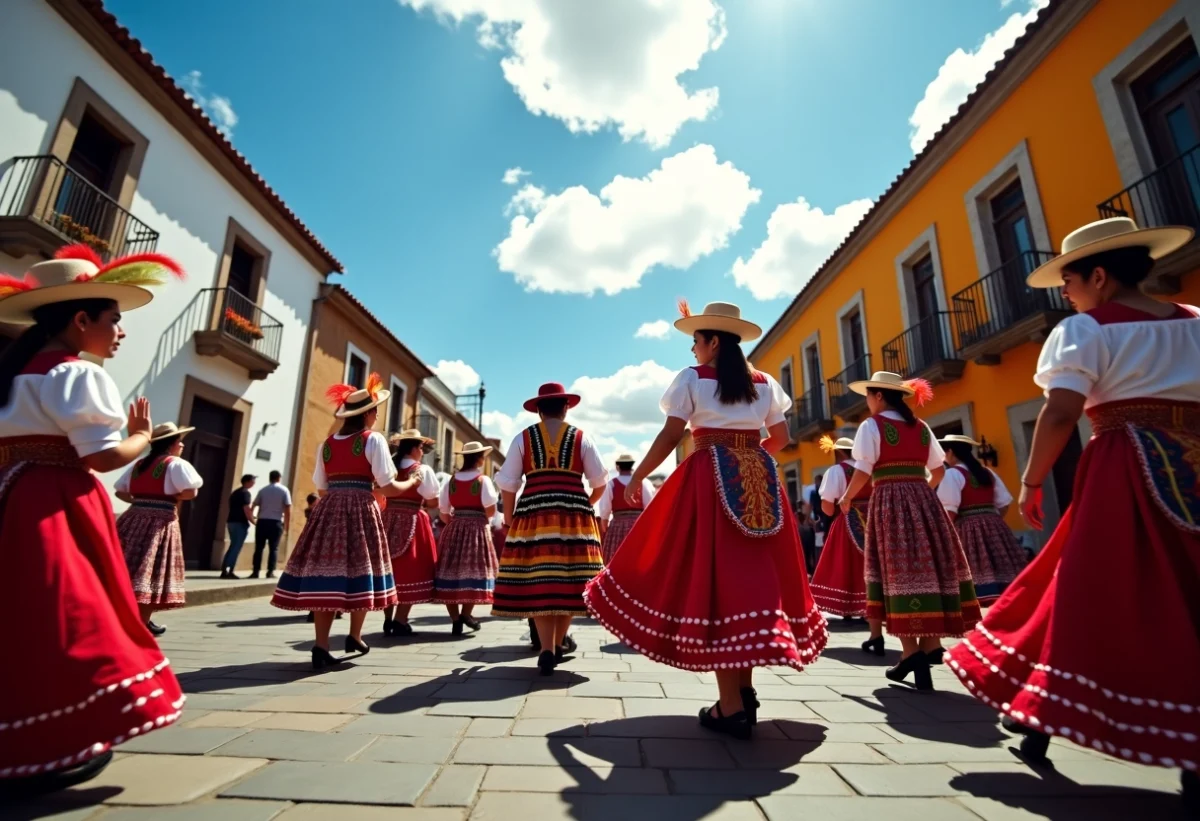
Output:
[328,373,390,418]
[819,435,855,453]
[523,382,581,413]
[149,421,195,442]
[674,300,762,342]
[615,453,636,464]
[390,428,435,446]
[848,371,915,397]
[455,441,493,456]
[1026,217,1193,288]
[938,434,980,447]
[0,244,184,324]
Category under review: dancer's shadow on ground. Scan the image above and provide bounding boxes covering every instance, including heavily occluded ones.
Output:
[368,665,586,714]
[841,689,1006,746]
[819,645,903,666]
[950,771,1187,820]
[8,786,123,820]
[214,614,310,629]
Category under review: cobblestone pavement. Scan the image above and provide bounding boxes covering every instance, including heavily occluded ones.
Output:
[12,598,1188,820]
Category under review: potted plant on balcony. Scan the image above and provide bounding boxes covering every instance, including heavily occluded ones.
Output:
[54,214,112,256]
[223,306,265,340]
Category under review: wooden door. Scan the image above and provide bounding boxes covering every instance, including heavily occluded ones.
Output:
[179,397,237,569]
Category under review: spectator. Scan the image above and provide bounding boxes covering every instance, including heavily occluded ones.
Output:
[797,502,817,572]
[250,470,291,579]
[304,492,318,519]
[221,474,256,579]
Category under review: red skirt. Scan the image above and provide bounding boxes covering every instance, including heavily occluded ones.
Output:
[584,436,827,672]
[810,502,867,617]
[601,510,640,564]
[118,504,186,608]
[954,509,1027,605]
[433,510,497,605]
[383,501,436,605]
[0,460,185,778]
[947,402,1200,771]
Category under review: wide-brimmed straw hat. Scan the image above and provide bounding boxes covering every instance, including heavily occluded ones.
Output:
[456,441,493,456]
[938,434,980,447]
[149,421,195,442]
[818,434,855,453]
[1026,217,1193,288]
[848,371,915,397]
[328,373,390,418]
[523,382,581,413]
[390,428,435,446]
[614,453,636,464]
[674,300,762,342]
[0,244,185,324]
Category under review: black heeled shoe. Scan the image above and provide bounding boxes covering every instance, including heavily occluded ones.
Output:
[885,651,933,691]
[311,646,339,670]
[393,622,414,637]
[740,687,760,726]
[452,618,465,636]
[1018,730,1051,766]
[382,618,394,636]
[0,750,114,799]
[555,645,574,664]
[861,635,884,656]
[926,647,945,665]
[462,614,482,632]
[698,702,752,741]
[344,635,370,656]
[1182,770,1199,816]
[528,618,541,652]
[537,650,557,676]
[1000,714,1031,735]
[146,620,166,637]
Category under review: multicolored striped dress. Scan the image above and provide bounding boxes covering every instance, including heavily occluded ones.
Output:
[862,414,980,637]
[433,472,498,604]
[493,423,604,617]
[116,454,193,608]
[944,465,1026,604]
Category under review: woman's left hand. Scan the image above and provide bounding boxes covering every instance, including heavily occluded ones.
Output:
[838,497,851,514]
[1019,484,1044,530]
[624,482,642,506]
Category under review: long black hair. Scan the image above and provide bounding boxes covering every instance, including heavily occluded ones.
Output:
[136,434,180,473]
[945,441,993,487]
[461,451,485,471]
[1062,246,1154,289]
[698,329,758,405]
[0,298,116,407]
[390,437,424,472]
[871,388,916,426]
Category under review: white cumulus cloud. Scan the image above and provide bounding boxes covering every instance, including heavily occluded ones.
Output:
[397,0,727,147]
[495,144,760,296]
[434,359,482,394]
[635,319,671,340]
[908,0,1048,153]
[731,196,874,301]
[181,70,238,137]
[502,166,530,185]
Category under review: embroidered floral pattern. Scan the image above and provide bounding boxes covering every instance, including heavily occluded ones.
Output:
[351,433,366,457]
[883,422,900,446]
[321,442,332,463]
[920,425,930,447]
[1126,423,1200,534]
[151,458,168,480]
[708,443,783,538]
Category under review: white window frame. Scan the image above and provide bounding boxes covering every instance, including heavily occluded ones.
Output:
[963,139,1053,277]
[835,291,868,371]
[783,465,800,509]
[1094,3,1200,187]
[893,224,948,330]
[924,402,977,441]
[442,422,456,472]
[386,375,409,434]
[343,341,370,388]
[779,357,795,399]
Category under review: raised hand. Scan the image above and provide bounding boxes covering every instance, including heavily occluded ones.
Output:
[127,397,152,439]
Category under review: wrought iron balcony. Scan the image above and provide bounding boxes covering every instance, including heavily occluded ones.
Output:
[880,311,964,385]
[950,251,1068,364]
[0,155,159,261]
[791,385,835,442]
[827,354,871,421]
[192,287,284,379]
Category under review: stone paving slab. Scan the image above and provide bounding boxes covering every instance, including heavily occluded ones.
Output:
[469,792,764,820]
[453,737,642,767]
[248,712,356,732]
[758,795,980,821]
[668,764,854,797]
[481,765,670,795]
[212,728,378,761]
[92,799,291,820]
[360,735,460,764]
[420,764,487,806]
[76,754,268,805]
[221,761,439,805]
[338,714,471,736]
[274,804,467,820]
[117,727,250,755]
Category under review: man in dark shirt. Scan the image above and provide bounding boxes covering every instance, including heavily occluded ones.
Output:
[221,474,256,579]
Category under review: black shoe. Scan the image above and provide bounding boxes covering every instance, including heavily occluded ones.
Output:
[926,647,945,665]
[225,569,242,580]
[452,618,465,636]
[0,750,114,798]
[146,620,166,636]
[335,611,343,619]
[1001,714,1032,735]
[886,652,933,691]
[311,646,339,670]
[529,618,541,652]
[561,633,577,654]
[250,571,261,579]
[306,612,315,623]
[861,635,885,656]
[462,615,482,632]
[698,703,752,741]
[555,645,573,664]
[266,571,276,579]
[740,687,760,726]
[393,622,414,637]
[1182,770,1199,816]
[344,635,370,656]
[537,650,557,676]
[382,618,394,636]
[1018,730,1052,766]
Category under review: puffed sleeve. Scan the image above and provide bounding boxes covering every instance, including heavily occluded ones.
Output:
[312,441,328,490]
[578,433,609,489]
[1034,314,1105,397]
[992,470,1014,508]
[596,480,613,519]
[924,425,946,470]
[937,468,964,513]
[494,437,525,493]
[366,432,397,487]
[479,475,499,508]
[40,361,126,457]
[818,465,846,502]
[763,373,792,428]
[418,465,440,500]
[165,459,204,495]
[438,476,452,515]
[641,478,656,505]
[659,368,696,421]
[850,418,880,474]
[114,463,135,493]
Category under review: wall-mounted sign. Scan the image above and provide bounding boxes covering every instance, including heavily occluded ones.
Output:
[256,449,272,461]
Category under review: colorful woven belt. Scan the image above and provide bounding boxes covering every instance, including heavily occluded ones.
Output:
[872,462,927,483]
[132,498,178,513]
[0,435,84,469]
[692,428,762,450]
[451,509,488,519]
[612,509,642,518]
[393,499,423,509]
[958,504,997,518]
[327,478,374,492]
[1087,399,1200,434]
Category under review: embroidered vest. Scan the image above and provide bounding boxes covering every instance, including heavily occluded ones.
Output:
[130,454,176,500]
[322,431,374,487]
[394,461,425,503]
[448,473,486,511]
[840,460,872,502]
[953,464,995,514]
[870,413,930,483]
[521,423,584,475]
[610,476,644,512]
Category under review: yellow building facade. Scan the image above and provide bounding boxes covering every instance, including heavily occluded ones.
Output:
[750,0,1200,545]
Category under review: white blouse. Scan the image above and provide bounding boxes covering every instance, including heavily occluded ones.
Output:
[439,469,499,514]
[850,411,945,475]
[596,474,657,519]
[1035,308,1200,407]
[495,425,608,493]
[399,457,441,500]
[818,461,860,502]
[312,430,396,490]
[0,358,125,456]
[936,467,1013,513]
[660,367,791,430]
[115,458,204,496]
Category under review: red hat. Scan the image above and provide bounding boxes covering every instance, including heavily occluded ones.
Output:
[523,382,581,413]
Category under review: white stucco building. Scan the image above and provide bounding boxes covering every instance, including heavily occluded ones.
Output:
[0,0,343,568]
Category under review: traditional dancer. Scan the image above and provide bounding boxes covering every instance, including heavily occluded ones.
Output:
[381,429,440,637]
[0,245,185,792]
[597,453,655,563]
[808,435,873,627]
[114,422,202,636]
[494,382,607,675]
[944,218,1200,808]
[839,371,979,691]
[271,374,418,669]
[936,435,1025,605]
[585,302,828,739]
[434,441,499,635]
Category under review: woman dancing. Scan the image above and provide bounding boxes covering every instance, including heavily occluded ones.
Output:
[808,435,874,630]
[434,441,499,635]
[381,429,440,637]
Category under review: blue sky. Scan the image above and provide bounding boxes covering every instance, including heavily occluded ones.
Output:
[106,0,1046,463]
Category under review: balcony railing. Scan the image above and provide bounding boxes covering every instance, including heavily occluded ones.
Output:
[880,311,964,383]
[1098,142,1200,233]
[192,287,284,379]
[827,354,871,420]
[791,385,834,441]
[0,155,159,259]
[407,412,440,443]
[951,251,1067,357]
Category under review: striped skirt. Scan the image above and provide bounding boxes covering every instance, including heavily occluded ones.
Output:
[433,510,497,605]
[117,502,186,609]
[955,507,1027,605]
[601,510,640,564]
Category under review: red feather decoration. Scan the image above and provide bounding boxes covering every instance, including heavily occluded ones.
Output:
[904,378,934,407]
[365,372,383,400]
[0,273,38,296]
[54,244,104,267]
[677,298,692,319]
[324,382,356,408]
[97,252,186,280]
